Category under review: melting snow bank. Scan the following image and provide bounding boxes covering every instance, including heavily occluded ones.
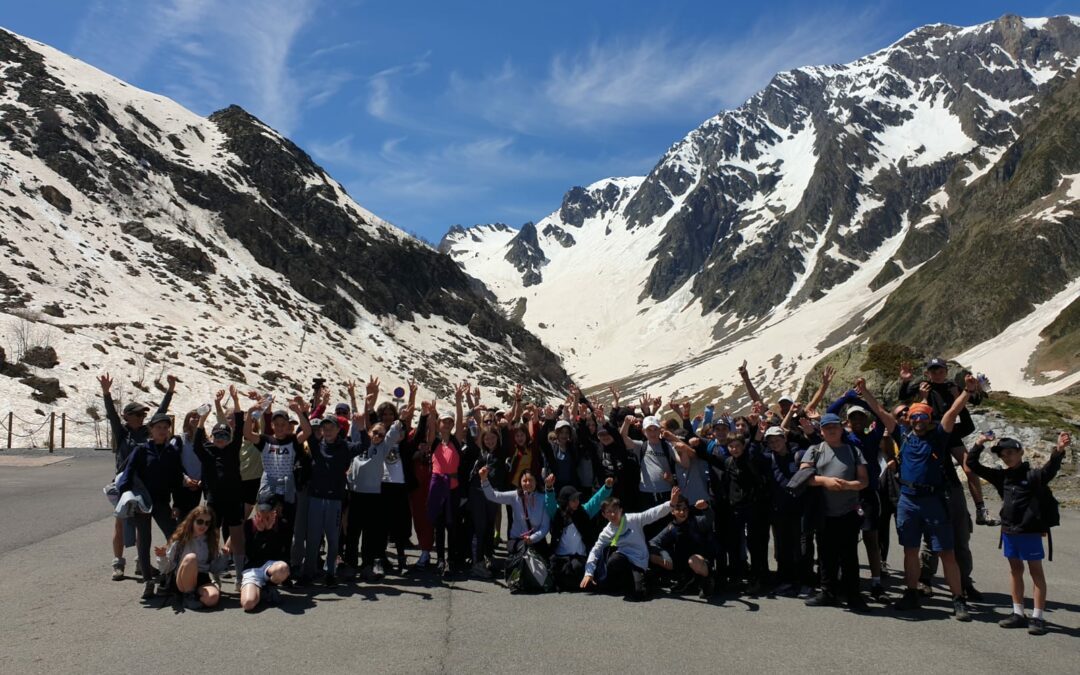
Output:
[957,276,1080,396]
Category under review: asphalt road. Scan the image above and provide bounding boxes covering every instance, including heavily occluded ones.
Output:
[2,451,1079,674]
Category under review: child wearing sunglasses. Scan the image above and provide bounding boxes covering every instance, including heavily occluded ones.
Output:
[967,432,1071,635]
[155,505,228,610]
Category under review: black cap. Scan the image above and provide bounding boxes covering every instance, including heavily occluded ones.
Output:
[122,401,150,415]
[256,487,279,511]
[334,403,350,415]
[148,412,171,427]
[211,423,231,438]
[991,438,1023,455]
[557,485,581,507]
[926,357,947,370]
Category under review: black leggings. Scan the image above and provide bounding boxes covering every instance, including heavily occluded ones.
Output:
[380,483,411,560]
[817,511,861,599]
[469,489,497,563]
[432,487,462,565]
[599,551,646,599]
[134,505,177,579]
[344,492,383,568]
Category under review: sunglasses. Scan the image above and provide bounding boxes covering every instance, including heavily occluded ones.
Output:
[371,431,385,438]
[909,413,930,421]
[194,518,212,527]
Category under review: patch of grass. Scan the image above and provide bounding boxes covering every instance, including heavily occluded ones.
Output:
[980,391,1080,436]
[859,341,923,378]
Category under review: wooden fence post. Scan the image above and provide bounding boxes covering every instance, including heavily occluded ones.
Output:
[48,412,55,453]
[6,412,11,449]
[61,413,67,449]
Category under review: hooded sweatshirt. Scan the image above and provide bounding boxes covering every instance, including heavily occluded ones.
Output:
[585,502,672,575]
[481,481,549,544]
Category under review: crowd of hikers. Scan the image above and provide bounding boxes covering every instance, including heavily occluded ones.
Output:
[99,358,1071,635]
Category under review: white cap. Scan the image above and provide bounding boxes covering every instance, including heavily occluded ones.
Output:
[778,396,794,404]
[764,426,786,438]
[846,405,871,419]
[642,416,661,430]
[438,412,454,421]
[554,420,572,431]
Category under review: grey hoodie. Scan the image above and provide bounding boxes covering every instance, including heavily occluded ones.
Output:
[585,502,671,575]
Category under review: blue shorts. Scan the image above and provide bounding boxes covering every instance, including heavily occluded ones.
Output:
[1002,533,1045,561]
[896,493,954,551]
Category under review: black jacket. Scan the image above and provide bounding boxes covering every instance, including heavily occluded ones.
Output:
[966,445,1062,534]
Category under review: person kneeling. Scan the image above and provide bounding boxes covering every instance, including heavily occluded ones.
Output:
[580,487,680,601]
[155,505,228,610]
[545,475,613,592]
[649,494,716,598]
[237,496,291,612]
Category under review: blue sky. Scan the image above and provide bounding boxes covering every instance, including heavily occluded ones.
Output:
[4,1,1077,242]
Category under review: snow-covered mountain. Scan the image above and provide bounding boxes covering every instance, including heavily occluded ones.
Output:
[443,14,1080,404]
[0,28,568,447]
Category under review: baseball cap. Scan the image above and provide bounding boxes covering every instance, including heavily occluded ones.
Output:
[778,396,794,404]
[991,438,1023,455]
[148,412,171,427]
[334,403,350,415]
[123,401,150,415]
[764,426,786,438]
[926,357,947,370]
[819,413,843,427]
[211,422,231,438]
[554,420,572,431]
[439,411,454,421]
[596,426,613,436]
[846,405,871,419]
[271,410,290,421]
[642,416,661,430]
[319,415,339,427]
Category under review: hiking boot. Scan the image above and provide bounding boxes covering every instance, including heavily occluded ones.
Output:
[976,506,999,527]
[141,581,156,600]
[372,560,386,581]
[111,559,125,581]
[699,575,716,599]
[358,564,373,582]
[952,597,972,622]
[999,613,1028,629]
[805,591,839,607]
[745,580,764,597]
[324,574,338,589]
[182,592,203,611]
[471,562,493,579]
[917,581,933,598]
[846,594,872,612]
[963,582,983,602]
[870,583,887,601]
[1028,618,1047,635]
[893,588,921,611]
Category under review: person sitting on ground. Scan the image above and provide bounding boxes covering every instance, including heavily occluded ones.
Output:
[580,487,682,601]
[155,504,228,610]
[544,474,614,592]
[859,376,977,622]
[479,466,549,559]
[966,432,1071,636]
[648,493,716,598]
[234,495,291,612]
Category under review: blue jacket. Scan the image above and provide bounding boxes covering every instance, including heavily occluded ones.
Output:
[116,437,183,505]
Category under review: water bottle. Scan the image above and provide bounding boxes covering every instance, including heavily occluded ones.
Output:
[197,403,211,417]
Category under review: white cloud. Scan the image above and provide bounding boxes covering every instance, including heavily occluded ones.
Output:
[366,55,431,122]
[447,8,889,134]
[72,0,346,134]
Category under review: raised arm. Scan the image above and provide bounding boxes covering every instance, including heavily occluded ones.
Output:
[364,376,380,419]
[98,373,124,449]
[805,366,835,414]
[940,374,976,434]
[346,380,359,418]
[856,378,896,435]
[156,373,178,415]
[243,402,263,445]
[291,398,313,445]
[454,383,467,443]
[620,414,637,450]
[738,360,763,405]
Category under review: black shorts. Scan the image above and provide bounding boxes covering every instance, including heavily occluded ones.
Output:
[240,478,261,505]
[208,495,245,527]
[169,571,212,593]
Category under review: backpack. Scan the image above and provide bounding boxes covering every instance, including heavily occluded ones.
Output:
[506,546,552,593]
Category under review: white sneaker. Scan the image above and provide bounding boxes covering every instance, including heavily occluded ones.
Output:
[797,586,813,599]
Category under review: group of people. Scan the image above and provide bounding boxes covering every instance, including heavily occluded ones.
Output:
[100,358,1071,635]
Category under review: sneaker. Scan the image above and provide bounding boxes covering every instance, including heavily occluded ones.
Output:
[437,560,451,579]
[397,553,408,576]
[699,575,716,599]
[846,594,872,612]
[182,592,202,611]
[471,562,493,579]
[952,597,972,622]
[893,589,921,611]
[358,564,373,582]
[416,550,432,567]
[999,613,1028,629]
[745,581,763,597]
[111,561,125,582]
[267,586,281,607]
[917,581,933,598]
[870,584,887,601]
[372,560,386,581]
[1028,618,1047,635]
[141,581,156,600]
[805,591,839,607]
[963,583,983,602]
[976,506,999,527]
[210,572,222,588]
[156,576,170,596]
[773,583,796,597]
[797,586,814,599]
[325,574,338,589]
